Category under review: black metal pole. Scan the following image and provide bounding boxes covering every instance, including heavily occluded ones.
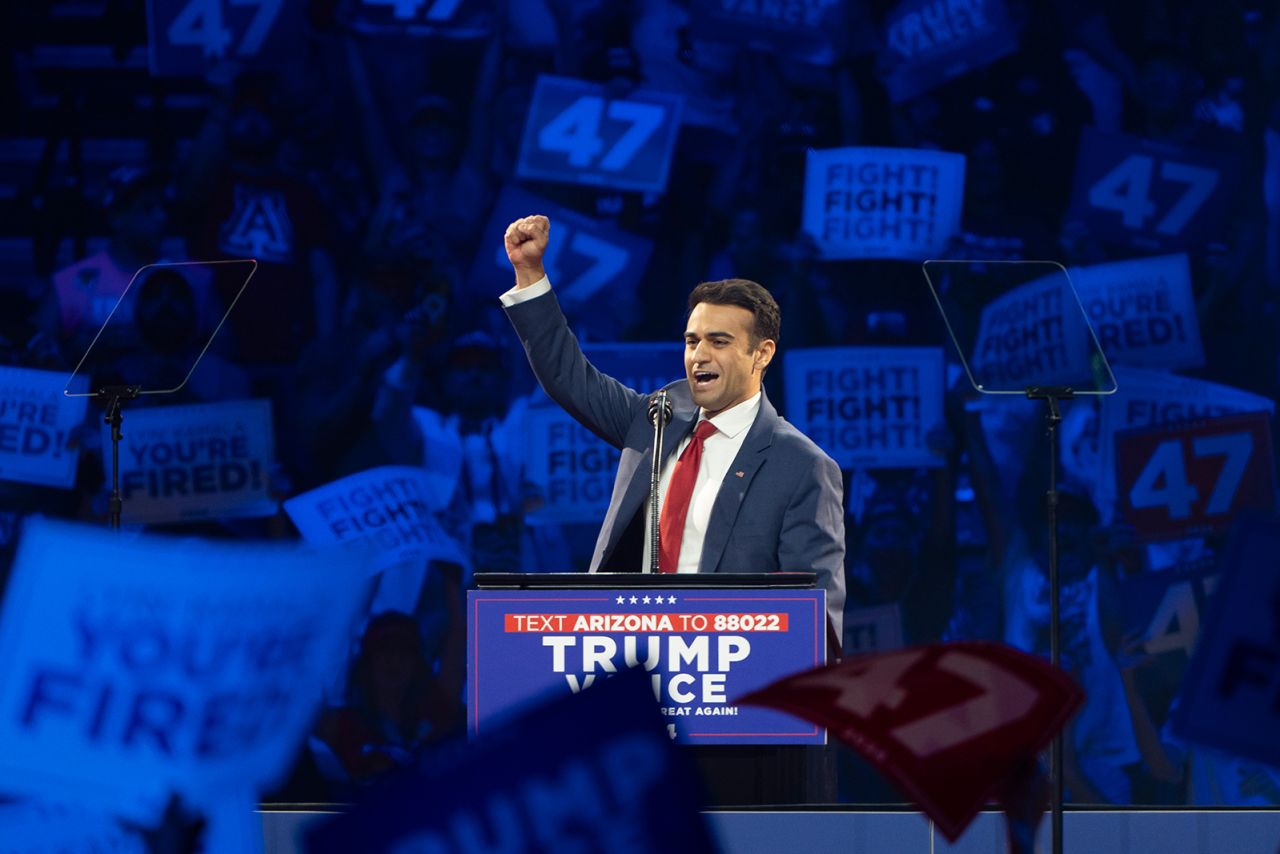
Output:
[647,390,671,573]
[1046,394,1064,854]
[107,397,123,530]
[1027,385,1072,854]
[100,385,140,530]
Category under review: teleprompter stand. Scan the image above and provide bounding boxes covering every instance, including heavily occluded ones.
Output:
[63,259,257,528]
[1025,385,1074,854]
[922,260,1117,854]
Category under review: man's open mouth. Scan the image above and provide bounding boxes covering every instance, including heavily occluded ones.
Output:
[691,370,719,389]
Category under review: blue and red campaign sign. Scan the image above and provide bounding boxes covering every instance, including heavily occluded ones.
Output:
[741,641,1083,842]
[516,75,684,194]
[146,0,301,76]
[469,587,827,745]
[1094,366,1274,522]
[1068,128,1236,252]
[307,668,716,854]
[1173,516,1280,771]
[1116,411,1275,540]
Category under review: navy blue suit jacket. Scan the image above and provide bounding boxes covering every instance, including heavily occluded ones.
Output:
[506,289,846,639]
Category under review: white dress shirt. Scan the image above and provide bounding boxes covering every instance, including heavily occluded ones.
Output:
[643,393,761,573]
[501,275,760,573]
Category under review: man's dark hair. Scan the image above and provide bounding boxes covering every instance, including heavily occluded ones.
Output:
[687,278,781,351]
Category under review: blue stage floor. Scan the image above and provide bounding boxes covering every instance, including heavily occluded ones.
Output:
[262,807,1280,853]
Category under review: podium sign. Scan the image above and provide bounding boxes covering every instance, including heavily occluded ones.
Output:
[469,586,826,745]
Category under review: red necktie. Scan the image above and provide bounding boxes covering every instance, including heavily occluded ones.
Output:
[659,420,719,573]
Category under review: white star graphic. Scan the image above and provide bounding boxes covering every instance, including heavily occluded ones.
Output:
[642,595,652,604]
[616,596,625,604]
[667,595,677,604]
[629,596,638,604]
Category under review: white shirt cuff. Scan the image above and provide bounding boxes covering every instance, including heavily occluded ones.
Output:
[499,275,551,307]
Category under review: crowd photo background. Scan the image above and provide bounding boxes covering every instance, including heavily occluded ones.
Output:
[0,0,1278,810]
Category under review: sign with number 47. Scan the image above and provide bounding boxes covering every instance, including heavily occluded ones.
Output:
[1068,127,1234,251]
[1116,411,1275,539]
[517,75,683,194]
[147,0,294,76]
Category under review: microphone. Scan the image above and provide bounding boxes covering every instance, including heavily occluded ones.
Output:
[648,390,673,426]
[647,389,671,573]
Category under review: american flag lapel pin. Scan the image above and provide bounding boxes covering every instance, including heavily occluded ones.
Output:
[734,470,745,478]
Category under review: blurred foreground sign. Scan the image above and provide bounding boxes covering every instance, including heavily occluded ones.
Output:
[741,641,1082,841]
[1173,516,1280,770]
[307,669,716,854]
[0,519,366,821]
[0,801,144,854]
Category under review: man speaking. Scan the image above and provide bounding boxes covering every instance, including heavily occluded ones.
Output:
[501,215,846,643]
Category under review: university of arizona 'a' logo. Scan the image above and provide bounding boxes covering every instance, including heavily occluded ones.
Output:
[219,184,294,262]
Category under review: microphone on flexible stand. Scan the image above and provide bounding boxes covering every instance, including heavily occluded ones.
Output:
[647,390,672,574]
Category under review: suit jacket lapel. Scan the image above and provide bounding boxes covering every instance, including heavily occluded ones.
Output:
[699,394,777,573]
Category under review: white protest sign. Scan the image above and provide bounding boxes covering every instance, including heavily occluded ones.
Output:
[802,147,965,260]
[105,399,276,524]
[1097,366,1275,520]
[969,269,1095,390]
[0,366,88,489]
[0,518,366,822]
[1071,254,1204,370]
[285,465,467,575]
[785,347,945,469]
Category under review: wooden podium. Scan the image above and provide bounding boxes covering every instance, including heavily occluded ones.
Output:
[469,572,835,805]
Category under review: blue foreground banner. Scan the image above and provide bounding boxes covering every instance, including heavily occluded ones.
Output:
[469,587,827,745]
[307,669,717,854]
